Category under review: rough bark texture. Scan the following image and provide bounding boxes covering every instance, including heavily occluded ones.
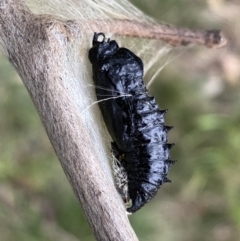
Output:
[0,0,139,240]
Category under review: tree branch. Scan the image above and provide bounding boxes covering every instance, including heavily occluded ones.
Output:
[0,0,138,240]
[85,19,227,48]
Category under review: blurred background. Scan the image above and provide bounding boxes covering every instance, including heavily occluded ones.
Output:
[0,0,239,240]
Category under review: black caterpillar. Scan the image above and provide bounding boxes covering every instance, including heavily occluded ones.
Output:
[88,32,176,213]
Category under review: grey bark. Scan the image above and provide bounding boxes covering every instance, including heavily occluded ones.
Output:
[0,0,139,240]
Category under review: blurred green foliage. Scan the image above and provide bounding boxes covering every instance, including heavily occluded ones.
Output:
[0,1,240,241]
